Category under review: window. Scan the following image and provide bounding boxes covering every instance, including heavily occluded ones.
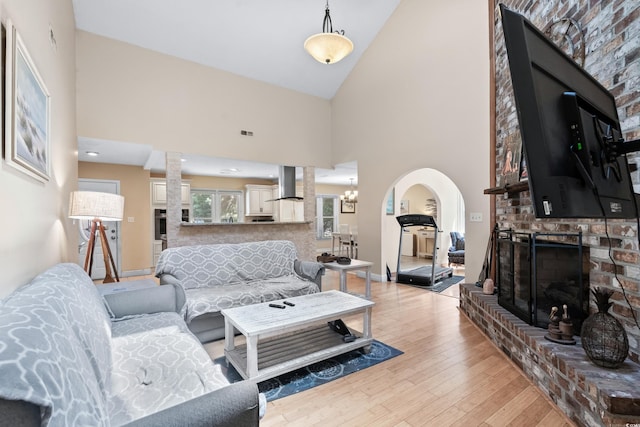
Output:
[191,189,243,223]
[316,195,339,239]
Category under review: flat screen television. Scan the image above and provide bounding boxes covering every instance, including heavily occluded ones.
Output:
[500,4,640,219]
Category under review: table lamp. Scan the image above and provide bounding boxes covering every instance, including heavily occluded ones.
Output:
[69,191,124,283]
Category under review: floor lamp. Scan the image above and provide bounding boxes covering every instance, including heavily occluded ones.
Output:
[69,191,125,283]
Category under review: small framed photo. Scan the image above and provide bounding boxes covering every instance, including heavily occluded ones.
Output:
[4,20,51,182]
[341,200,356,214]
[400,200,410,215]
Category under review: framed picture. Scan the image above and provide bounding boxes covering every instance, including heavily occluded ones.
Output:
[400,199,409,215]
[341,200,356,214]
[386,188,395,215]
[4,20,51,182]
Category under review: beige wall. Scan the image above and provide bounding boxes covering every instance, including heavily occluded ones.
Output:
[73,0,490,281]
[331,0,490,279]
[0,0,77,297]
[75,31,333,169]
[78,162,152,273]
[400,185,433,215]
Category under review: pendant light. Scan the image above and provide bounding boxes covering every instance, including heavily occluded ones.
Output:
[304,1,354,64]
[340,178,358,203]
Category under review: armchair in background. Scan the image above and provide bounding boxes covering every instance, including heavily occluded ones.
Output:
[448,231,465,266]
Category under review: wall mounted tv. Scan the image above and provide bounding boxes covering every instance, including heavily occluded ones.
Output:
[500,4,640,219]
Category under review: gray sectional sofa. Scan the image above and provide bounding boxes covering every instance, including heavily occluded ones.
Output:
[155,240,325,343]
[0,263,260,427]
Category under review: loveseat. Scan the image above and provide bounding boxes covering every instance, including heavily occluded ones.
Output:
[0,263,260,427]
[155,240,325,343]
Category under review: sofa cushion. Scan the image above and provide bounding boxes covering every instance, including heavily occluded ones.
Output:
[156,241,298,290]
[455,236,465,251]
[183,275,319,322]
[109,312,231,425]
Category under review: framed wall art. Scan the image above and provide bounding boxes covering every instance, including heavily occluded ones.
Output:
[400,199,409,215]
[341,200,356,214]
[4,20,51,182]
[386,188,395,215]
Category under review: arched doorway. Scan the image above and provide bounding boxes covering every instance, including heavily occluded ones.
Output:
[381,168,465,281]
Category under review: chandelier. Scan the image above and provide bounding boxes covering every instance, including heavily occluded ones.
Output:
[340,178,358,203]
[304,1,354,64]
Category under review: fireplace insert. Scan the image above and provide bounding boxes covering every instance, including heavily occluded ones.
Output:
[496,230,589,334]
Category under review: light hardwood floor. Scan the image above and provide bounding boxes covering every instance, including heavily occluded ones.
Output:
[198,270,574,427]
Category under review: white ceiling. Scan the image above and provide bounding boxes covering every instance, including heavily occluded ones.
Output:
[72,0,399,183]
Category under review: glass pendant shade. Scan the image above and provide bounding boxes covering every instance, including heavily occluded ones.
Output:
[304,32,354,64]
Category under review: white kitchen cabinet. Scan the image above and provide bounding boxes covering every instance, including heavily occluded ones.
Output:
[401,232,416,256]
[417,230,436,258]
[151,180,191,206]
[274,199,304,222]
[245,185,274,216]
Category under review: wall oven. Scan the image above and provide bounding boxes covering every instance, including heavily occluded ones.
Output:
[154,209,189,241]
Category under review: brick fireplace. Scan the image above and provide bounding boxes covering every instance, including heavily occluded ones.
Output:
[491,0,640,364]
[482,0,640,425]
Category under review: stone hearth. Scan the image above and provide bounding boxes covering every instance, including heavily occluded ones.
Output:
[460,283,640,426]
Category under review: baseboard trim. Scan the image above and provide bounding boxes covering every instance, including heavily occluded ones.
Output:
[121,268,152,278]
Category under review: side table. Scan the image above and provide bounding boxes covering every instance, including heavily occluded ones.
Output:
[322,259,373,299]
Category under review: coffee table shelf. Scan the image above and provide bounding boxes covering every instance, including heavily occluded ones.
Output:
[225,325,372,382]
[222,290,374,382]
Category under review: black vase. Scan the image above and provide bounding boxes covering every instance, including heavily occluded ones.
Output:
[580,288,629,369]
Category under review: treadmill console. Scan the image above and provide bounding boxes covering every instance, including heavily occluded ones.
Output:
[396,214,437,227]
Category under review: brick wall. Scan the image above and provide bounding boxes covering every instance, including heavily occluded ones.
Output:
[494,0,640,363]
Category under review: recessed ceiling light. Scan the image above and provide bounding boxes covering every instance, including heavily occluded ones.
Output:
[85,151,99,156]
[220,168,241,174]
[181,158,186,162]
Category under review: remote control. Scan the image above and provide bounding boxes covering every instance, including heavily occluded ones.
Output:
[269,303,286,309]
[283,301,295,307]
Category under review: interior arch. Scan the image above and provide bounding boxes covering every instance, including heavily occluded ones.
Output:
[381,168,466,281]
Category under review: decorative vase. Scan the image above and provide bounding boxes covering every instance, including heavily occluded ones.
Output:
[580,287,629,368]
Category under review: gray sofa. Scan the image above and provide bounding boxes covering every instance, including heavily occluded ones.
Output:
[0,263,260,427]
[155,240,325,343]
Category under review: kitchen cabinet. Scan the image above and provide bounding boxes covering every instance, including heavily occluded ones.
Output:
[245,185,274,216]
[274,199,304,222]
[153,240,163,267]
[151,180,191,206]
[417,230,436,258]
[401,232,416,256]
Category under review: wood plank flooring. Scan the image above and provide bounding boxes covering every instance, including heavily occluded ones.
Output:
[201,270,574,427]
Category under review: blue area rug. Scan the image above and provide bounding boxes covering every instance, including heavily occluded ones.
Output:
[214,340,403,401]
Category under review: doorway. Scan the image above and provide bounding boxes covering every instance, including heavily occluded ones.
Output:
[383,168,465,281]
[77,179,122,280]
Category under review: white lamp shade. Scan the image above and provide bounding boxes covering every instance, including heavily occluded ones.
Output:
[69,191,124,221]
[304,32,354,64]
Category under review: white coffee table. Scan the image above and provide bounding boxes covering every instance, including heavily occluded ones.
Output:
[322,259,373,299]
[221,290,374,382]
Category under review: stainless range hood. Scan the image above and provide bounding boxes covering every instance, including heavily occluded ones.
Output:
[275,166,303,200]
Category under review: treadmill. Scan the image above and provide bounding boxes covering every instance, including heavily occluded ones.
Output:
[395,214,453,286]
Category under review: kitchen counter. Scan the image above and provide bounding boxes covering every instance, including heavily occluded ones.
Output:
[180,221,312,227]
